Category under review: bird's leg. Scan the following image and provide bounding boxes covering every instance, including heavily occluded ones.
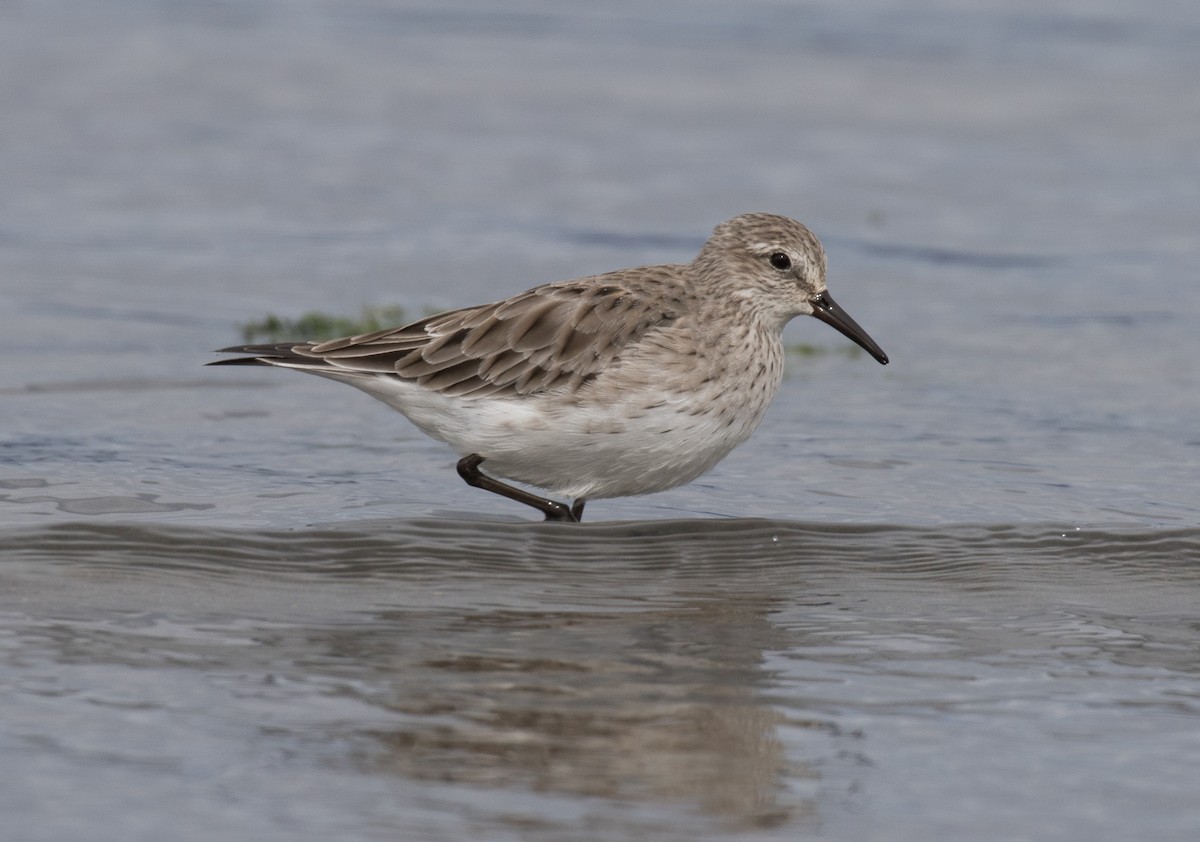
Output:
[456,454,579,523]
[570,498,586,521]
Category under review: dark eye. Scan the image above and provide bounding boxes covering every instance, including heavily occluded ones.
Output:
[769,252,791,271]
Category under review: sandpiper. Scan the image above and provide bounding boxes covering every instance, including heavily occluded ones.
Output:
[211,213,888,521]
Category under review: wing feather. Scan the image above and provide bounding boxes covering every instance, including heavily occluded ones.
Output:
[215,269,686,398]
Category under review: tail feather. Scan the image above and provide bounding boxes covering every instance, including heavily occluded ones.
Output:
[207,343,320,367]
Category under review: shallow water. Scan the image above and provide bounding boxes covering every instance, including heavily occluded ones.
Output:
[3,0,1200,839]
[6,520,1200,840]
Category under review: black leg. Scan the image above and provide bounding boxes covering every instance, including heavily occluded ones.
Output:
[570,498,586,521]
[456,454,580,522]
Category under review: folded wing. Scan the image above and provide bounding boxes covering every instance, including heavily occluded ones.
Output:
[211,275,683,398]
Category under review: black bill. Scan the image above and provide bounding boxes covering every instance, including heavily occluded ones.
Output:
[809,291,889,365]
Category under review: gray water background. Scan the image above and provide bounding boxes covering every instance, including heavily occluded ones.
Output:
[2,1,1199,839]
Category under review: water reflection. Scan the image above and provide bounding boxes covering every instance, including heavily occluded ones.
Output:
[285,597,811,830]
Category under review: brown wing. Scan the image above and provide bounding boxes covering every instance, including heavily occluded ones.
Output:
[230,271,685,398]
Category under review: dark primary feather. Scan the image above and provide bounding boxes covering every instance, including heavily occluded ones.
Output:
[211,271,686,398]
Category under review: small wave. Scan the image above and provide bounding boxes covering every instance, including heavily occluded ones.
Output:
[3,520,1197,587]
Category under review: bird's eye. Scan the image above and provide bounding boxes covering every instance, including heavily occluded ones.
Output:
[769,252,792,271]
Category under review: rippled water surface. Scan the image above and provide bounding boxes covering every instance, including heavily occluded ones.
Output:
[3,0,1200,839]
[7,520,1200,840]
